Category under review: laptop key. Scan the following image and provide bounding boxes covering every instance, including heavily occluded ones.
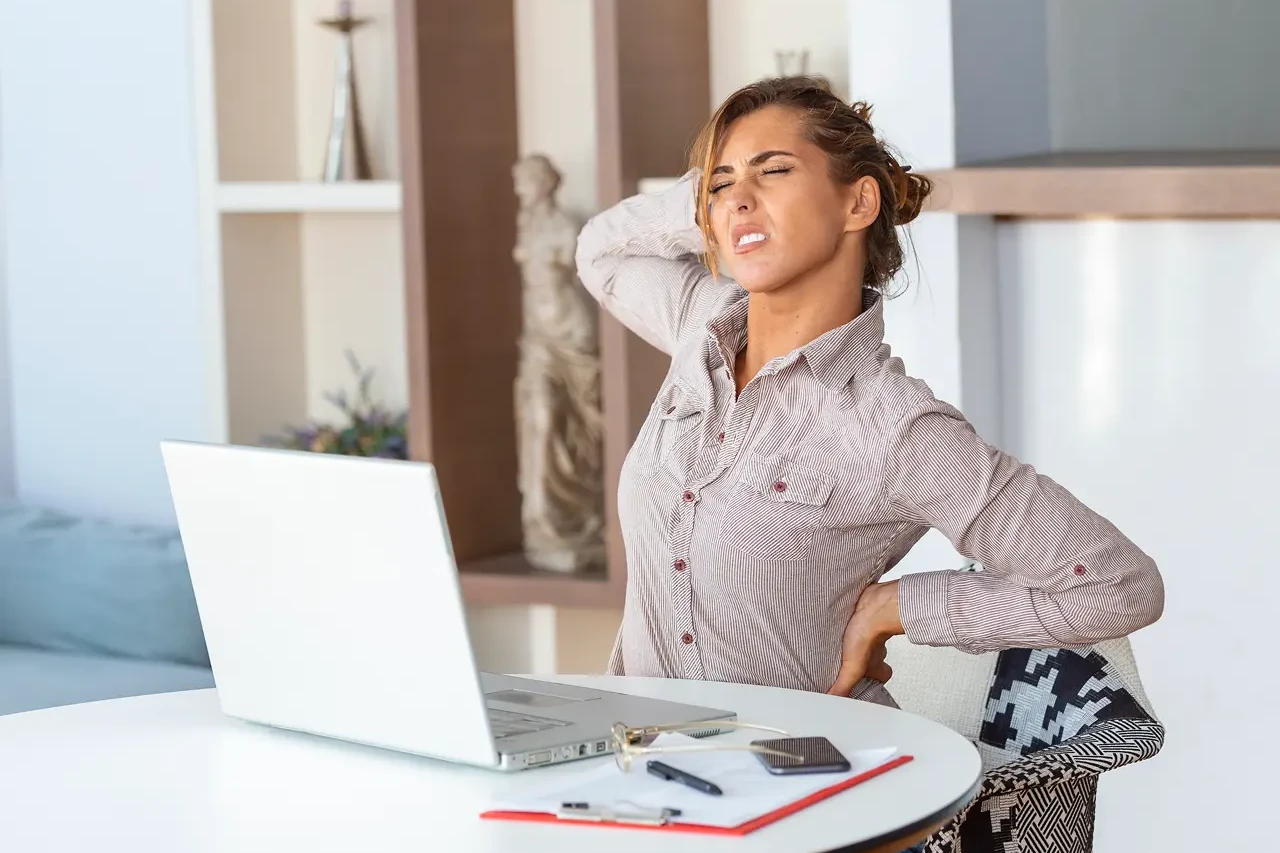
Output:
[487,707,568,739]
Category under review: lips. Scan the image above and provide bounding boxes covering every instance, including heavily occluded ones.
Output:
[731,222,769,255]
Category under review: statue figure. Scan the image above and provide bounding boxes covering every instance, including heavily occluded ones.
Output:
[511,154,605,573]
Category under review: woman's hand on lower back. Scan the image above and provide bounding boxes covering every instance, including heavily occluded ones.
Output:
[827,580,905,696]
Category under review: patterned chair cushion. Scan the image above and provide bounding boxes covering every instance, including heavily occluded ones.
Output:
[888,638,1163,853]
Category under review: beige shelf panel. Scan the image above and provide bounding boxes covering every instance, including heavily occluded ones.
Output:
[926,151,1280,218]
[217,181,401,213]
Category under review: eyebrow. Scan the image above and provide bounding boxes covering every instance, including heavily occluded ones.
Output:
[711,149,796,176]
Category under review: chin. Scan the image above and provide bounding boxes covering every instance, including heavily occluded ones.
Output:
[724,261,792,294]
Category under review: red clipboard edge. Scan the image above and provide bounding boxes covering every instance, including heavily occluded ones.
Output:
[479,753,915,837]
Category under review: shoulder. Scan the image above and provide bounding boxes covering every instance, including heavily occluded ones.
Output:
[821,347,967,453]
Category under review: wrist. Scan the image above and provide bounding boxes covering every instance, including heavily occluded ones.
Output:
[867,580,904,642]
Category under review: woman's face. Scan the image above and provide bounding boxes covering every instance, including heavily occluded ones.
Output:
[708,105,872,294]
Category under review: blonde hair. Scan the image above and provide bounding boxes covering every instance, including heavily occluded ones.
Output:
[688,75,932,289]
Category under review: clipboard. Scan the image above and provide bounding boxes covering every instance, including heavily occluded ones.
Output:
[481,750,913,836]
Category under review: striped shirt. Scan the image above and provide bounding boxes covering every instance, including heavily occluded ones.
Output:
[575,172,1164,706]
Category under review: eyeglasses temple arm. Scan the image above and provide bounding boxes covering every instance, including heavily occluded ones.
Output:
[634,742,804,761]
[638,719,790,737]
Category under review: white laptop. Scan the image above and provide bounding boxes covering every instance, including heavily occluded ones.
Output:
[159,440,735,771]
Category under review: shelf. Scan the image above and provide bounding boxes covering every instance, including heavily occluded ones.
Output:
[641,152,1280,218]
[458,553,624,608]
[217,181,402,213]
[925,151,1280,218]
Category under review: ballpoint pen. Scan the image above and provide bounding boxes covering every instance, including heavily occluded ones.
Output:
[647,759,723,796]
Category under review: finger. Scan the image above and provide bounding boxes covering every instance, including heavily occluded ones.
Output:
[826,662,864,696]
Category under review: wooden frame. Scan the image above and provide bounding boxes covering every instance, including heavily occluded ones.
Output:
[592,0,711,603]
[396,0,524,567]
[394,0,709,607]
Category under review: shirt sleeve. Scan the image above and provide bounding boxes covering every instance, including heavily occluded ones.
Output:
[605,626,625,675]
[885,403,1164,654]
[574,170,735,355]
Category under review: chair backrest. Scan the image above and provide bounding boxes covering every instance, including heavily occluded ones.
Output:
[885,634,1158,772]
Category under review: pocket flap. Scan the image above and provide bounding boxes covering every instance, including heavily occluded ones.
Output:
[738,455,834,506]
[658,383,705,422]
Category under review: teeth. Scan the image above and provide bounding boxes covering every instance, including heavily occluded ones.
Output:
[736,232,767,247]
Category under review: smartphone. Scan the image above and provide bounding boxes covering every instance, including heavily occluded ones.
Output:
[751,736,851,775]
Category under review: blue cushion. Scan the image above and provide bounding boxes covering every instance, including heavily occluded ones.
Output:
[0,504,209,667]
[0,644,214,716]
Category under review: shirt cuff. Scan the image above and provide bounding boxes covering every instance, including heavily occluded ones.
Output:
[897,569,960,648]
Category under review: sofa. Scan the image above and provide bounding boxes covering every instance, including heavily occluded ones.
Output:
[0,504,214,716]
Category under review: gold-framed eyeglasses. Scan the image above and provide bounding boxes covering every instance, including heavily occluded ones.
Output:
[610,720,803,772]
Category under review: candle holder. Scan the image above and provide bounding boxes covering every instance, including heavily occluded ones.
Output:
[774,49,811,77]
[318,0,373,181]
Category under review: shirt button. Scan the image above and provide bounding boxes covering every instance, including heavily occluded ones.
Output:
[682,490,695,503]
[717,432,725,442]
[773,480,787,493]
[1074,564,1087,576]
[673,559,687,571]
[681,632,694,645]
[666,406,675,415]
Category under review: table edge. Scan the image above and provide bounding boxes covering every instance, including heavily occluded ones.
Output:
[828,775,980,853]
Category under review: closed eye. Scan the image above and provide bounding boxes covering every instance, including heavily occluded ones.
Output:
[709,166,792,195]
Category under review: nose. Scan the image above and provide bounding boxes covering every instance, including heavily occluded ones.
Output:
[720,178,757,214]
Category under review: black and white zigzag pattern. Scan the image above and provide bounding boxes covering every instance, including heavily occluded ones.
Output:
[916,646,1165,853]
[981,648,1149,759]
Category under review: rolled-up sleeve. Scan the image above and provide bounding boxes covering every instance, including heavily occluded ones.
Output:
[886,403,1164,654]
[574,170,732,355]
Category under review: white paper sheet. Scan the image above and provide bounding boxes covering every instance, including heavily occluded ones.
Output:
[490,733,902,829]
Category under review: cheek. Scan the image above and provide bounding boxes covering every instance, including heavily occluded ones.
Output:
[773,199,837,257]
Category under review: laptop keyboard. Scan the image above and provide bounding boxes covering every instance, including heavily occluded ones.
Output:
[487,707,570,739]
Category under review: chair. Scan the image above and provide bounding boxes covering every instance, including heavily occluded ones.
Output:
[884,596,1164,852]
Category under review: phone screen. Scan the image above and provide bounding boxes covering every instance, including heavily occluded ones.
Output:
[751,736,852,775]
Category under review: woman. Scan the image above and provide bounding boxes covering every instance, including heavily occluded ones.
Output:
[575,76,1164,707]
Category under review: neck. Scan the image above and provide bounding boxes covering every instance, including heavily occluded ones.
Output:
[739,245,865,383]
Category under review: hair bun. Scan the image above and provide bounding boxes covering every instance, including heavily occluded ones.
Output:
[895,170,932,225]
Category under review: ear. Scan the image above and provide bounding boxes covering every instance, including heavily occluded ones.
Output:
[843,175,881,233]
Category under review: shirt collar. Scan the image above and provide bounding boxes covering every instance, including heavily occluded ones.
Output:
[698,288,885,392]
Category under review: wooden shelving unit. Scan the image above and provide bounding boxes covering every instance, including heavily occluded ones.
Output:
[925,151,1280,218]
[197,0,407,458]
[390,0,708,608]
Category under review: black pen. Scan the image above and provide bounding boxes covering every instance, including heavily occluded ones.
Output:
[646,759,723,796]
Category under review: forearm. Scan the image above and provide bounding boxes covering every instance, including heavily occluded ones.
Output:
[887,406,1165,654]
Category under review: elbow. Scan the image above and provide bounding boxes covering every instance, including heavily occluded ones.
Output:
[1068,553,1165,644]
[1117,552,1165,635]
[573,222,607,300]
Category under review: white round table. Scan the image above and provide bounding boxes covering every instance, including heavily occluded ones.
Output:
[0,676,980,853]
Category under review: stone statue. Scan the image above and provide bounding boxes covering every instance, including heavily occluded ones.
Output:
[511,154,605,573]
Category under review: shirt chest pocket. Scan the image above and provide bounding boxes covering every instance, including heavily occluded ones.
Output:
[719,455,834,563]
[637,384,706,475]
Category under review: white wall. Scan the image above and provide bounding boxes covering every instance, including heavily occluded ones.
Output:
[0,0,218,523]
[0,110,13,501]
[709,0,849,106]
[1047,0,1280,151]
[997,219,1279,852]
